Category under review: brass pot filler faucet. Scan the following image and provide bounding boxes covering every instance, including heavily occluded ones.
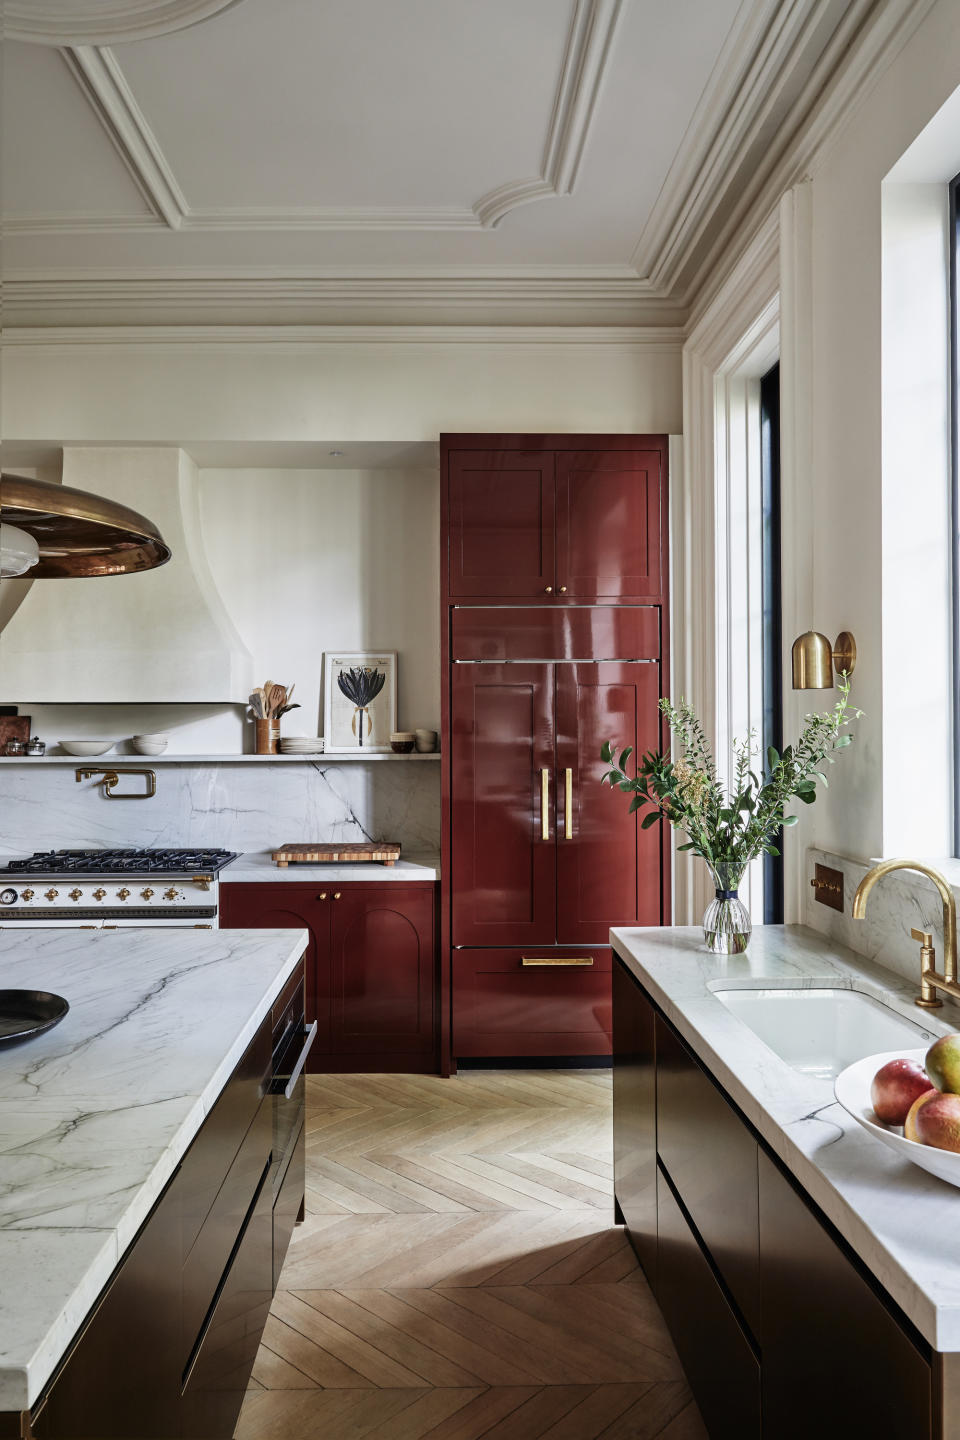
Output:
[853,860,960,1010]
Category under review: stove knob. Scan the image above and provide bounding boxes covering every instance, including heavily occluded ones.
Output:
[163,887,179,901]
[117,888,131,901]
[21,889,34,902]
[0,888,17,906]
[44,888,59,902]
[69,888,83,902]
[141,887,155,900]
[93,888,107,901]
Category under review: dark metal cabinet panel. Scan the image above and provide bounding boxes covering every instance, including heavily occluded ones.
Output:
[759,1151,932,1440]
[655,1017,761,1339]
[612,957,657,1285]
[181,1166,273,1440]
[450,662,557,947]
[329,884,435,1059]
[556,663,663,944]
[556,448,665,601]
[657,1169,761,1440]
[447,449,555,598]
[273,1123,305,1290]
[452,946,611,1057]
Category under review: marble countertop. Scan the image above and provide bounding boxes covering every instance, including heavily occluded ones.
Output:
[222,850,440,882]
[0,926,307,1411]
[611,924,960,1352]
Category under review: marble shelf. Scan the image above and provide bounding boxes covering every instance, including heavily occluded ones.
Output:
[0,752,440,764]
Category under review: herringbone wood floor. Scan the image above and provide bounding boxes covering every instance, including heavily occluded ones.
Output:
[235,1070,707,1440]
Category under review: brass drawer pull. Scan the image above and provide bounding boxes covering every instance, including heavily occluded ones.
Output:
[540,767,550,841]
[564,767,573,838]
[521,956,595,967]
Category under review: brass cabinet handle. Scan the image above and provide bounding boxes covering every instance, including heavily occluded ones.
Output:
[564,767,573,839]
[544,586,553,594]
[559,586,568,593]
[522,956,595,966]
[333,892,342,900]
[317,892,328,900]
[540,767,550,840]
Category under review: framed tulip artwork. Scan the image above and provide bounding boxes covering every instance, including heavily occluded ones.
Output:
[323,652,397,753]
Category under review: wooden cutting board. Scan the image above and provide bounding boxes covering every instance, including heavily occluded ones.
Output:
[272,842,401,867]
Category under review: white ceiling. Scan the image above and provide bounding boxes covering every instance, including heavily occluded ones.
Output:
[2,0,877,325]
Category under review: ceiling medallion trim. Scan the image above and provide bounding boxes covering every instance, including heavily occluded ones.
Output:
[7,0,245,46]
[48,0,623,236]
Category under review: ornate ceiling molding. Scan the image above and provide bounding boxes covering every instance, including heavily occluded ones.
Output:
[7,0,245,46]
[36,0,623,235]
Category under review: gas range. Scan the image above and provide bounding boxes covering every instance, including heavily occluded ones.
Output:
[0,848,239,928]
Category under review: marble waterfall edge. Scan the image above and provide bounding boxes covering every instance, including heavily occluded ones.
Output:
[0,758,440,855]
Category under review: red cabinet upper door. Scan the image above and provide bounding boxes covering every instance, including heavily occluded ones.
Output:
[451,662,556,946]
[556,449,664,600]
[556,662,663,944]
[329,885,435,1059]
[448,449,555,597]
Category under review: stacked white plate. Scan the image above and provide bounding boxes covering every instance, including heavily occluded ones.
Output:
[279,737,324,754]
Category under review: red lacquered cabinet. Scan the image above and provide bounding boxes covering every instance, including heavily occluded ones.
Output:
[220,882,437,1073]
[441,434,670,1068]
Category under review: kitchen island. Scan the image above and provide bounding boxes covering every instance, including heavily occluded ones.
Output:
[612,924,960,1439]
[0,925,308,1437]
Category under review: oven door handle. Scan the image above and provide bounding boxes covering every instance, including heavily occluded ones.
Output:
[281,1020,318,1099]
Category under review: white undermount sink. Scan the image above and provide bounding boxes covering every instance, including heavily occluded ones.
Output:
[712,986,938,1081]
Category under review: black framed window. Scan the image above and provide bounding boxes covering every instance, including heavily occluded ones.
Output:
[950,169,960,857]
[760,362,784,923]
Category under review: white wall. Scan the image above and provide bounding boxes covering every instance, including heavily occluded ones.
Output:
[200,466,440,739]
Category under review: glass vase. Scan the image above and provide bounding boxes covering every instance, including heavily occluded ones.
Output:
[702,862,752,954]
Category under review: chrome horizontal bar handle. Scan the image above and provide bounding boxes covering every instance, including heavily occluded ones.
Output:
[521,956,595,967]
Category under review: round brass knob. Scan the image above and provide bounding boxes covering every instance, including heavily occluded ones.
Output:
[559,585,567,593]
[69,888,83,901]
[117,888,131,901]
[544,586,553,594]
[93,888,107,901]
[44,888,59,902]
[317,892,327,900]
[333,892,342,900]
[141,888,154,900]
[21,889,34,901]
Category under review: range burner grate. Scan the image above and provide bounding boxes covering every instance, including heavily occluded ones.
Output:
[3,848,239,876]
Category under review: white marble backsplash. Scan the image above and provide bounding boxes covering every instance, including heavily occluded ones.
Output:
[0,760,440,856]
[804,846,960,989]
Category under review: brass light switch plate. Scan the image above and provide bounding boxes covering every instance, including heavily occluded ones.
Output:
[810,863,844,912]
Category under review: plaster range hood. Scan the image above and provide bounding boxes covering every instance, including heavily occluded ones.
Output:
[0,448,253,702]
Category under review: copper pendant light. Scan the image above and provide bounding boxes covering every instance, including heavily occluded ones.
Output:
[0,473,171,578]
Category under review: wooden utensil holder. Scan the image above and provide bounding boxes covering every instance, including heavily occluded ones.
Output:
[254,718,280,754]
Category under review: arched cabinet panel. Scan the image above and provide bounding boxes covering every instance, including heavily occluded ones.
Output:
[331,889,435,1057]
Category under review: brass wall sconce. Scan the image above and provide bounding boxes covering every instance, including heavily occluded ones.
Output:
[791,630,857,689]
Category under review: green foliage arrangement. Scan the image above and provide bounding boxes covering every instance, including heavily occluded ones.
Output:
[600,677,861,871]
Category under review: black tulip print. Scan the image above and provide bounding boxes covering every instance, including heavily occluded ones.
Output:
[337,666,386,746]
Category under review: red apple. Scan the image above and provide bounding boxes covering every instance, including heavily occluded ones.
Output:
[914,1092,960,1152]
[870,1058,934,1126]
[904,1088,938,1141]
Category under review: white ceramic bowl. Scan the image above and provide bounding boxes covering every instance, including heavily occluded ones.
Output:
[834,1047,960,1189]
[132,735,168,755]
[58,740,117,756]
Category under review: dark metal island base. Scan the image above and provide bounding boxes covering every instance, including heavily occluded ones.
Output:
[0,927,311,1440]
[611,925,960,1440]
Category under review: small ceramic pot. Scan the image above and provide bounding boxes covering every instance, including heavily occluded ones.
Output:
[390,731,416,754]
[414,729,438,753]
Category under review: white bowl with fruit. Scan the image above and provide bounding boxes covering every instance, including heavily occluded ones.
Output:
[835,1037,960,1188]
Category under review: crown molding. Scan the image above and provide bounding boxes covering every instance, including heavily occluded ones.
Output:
[61,46,189,229]
[40,0,622,236]
[1,323,685,350]
[7,0,244,45]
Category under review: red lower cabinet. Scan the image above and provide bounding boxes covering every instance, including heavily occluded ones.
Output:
[452,947,612,1058]
[221,882,438,1072]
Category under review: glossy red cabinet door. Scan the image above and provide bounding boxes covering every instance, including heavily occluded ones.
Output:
[448,449,555,597]
[219,884,328,1053]
[556,449,664,600]
[453,947,612,1057]
[556,663,663,944]
[330,885,435,1061]
[451,663,557,946]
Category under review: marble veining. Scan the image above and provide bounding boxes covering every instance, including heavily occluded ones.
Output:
[612,923,960,1351]
[0,927,306,1410]
[0,758,441,856]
